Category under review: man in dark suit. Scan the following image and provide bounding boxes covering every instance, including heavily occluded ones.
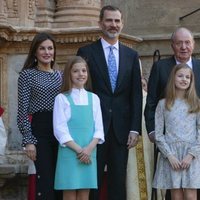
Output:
[145,27,200,199]
[77,5,142,200]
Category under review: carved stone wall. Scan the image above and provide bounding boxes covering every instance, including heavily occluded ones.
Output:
[53,0,102,28]
[1,0,102,28]
[104,0,200,77]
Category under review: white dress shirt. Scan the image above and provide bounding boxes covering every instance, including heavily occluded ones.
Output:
[53,88,105,146]
[175,56,192,68]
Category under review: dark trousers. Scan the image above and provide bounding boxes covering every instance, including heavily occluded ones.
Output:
[90,123,128,200]
[32,112,62,200]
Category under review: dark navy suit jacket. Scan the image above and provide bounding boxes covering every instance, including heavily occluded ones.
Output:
[77,39,143,144]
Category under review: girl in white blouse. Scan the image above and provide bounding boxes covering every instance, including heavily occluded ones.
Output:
[53,56,104,200]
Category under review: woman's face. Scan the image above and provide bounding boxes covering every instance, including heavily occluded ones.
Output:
[35,39,54,67]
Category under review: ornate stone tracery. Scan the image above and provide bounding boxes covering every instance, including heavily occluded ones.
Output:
[28,0,37,19]
[6,0,18,18]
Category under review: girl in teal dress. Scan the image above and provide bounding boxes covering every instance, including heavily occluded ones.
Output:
[53,56,105,200]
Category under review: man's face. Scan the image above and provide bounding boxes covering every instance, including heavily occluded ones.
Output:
[171,30,194,63]
[99,10,123,40]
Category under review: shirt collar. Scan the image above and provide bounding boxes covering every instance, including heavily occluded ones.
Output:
[71,88,86,94]
[101,38,119,50]
[175,57,192,68]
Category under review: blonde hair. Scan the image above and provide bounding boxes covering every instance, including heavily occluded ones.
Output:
[60,56,92,93]
[165,63,200,113]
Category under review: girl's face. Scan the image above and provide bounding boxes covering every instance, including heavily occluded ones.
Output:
[71,62,88,89]
[175,68,191,91]
[35,39,54,67]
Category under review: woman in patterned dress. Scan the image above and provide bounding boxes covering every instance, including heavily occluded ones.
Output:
[53,56,104,200]
[17,32,62,200]
[153,63,200,200]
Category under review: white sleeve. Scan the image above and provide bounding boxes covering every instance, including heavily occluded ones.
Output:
[92,94,105,144]
[53,94,73,145]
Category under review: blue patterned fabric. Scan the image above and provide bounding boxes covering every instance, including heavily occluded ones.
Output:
[108,46,117,92]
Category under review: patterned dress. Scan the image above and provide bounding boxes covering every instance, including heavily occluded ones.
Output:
[153,99,200,189]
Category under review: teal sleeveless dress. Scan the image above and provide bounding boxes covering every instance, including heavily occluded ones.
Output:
[54,92,97,189]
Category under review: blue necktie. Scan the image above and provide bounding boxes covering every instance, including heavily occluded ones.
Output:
[108,46,117,92]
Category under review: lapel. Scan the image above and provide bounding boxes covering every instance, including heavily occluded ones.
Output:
[91,40,112,91]
[162,56,176,81]
[116,43,127,91]
[192,58,200,78]
[168,56,176,73]
[91,41,130,93]
[192,58,200,96]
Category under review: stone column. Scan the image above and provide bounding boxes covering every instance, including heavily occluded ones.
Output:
[53,0,101,28]
[35,0,56,27]
[0,0,8,24]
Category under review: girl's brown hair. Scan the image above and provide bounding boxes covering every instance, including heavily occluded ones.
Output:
[60,56,92,93]
[165,63,200,113]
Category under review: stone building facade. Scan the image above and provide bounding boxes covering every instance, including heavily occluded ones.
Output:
[0,0,200,199]
[104,0,200,76]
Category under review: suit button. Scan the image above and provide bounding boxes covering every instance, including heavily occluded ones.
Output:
[109,109,112,113]
[37,192,41,196]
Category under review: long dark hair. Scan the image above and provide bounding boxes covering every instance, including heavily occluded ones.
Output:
[22,32,56,70]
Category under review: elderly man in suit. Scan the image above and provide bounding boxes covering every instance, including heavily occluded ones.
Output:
[145,27,200,199]
[77,5,143,200]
